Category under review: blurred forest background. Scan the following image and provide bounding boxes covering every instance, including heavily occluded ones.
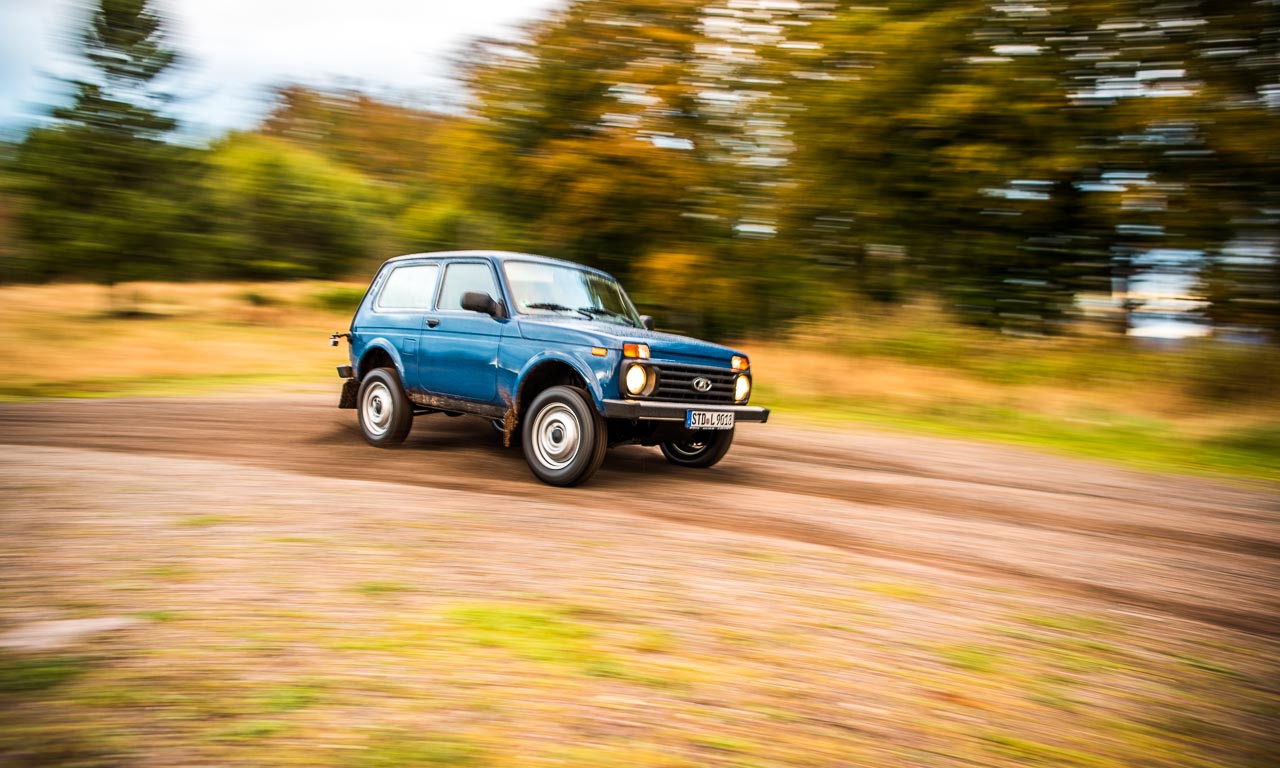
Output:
[0,0,1277,475]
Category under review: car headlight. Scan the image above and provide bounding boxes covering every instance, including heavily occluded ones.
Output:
[734,374,751,403]
[625,363,650,396]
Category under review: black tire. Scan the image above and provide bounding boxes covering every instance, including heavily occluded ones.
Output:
[521,385,607,487]
[357,367,413,447]
[660,429,734,468]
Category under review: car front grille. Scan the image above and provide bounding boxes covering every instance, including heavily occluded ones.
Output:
[650,362,737,404]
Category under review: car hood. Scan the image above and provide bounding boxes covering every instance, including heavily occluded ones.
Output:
[516,317,739,366]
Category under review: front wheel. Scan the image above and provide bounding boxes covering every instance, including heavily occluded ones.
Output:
[357,367,413,447]
[522,386,607,487]
[660,429,734,468]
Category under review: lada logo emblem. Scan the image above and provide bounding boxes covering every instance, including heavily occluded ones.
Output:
[692,377,713,392]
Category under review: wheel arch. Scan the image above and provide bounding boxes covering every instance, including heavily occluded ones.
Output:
[515,355,599,420]
[356,340,403,380]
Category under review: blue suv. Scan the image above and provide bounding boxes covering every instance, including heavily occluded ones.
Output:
[334,251,769,486]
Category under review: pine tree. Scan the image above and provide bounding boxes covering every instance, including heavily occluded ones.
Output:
[14,0,191,297]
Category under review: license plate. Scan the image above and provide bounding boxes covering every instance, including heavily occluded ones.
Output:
[686,410,735,430]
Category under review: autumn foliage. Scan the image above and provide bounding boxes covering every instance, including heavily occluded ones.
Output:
[3,0,1277,339]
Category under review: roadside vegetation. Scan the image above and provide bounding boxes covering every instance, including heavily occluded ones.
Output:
[3,1,1277,344]
[0,281,1274,481]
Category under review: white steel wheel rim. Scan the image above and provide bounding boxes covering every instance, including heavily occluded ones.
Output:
[362,381,394,437]
[531,403,581,471]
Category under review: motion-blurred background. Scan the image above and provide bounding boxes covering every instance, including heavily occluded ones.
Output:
[2,5,1279,768]
[0,0,1276,476]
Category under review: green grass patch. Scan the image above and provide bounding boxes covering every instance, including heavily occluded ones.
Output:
[0,655,90,694]
[936,644,1005,674]
[141,563,196,581]
[981,732,1111,767]
[1174,654,1242,680]
[1016,613,1116,636]
[857,581,933,602]
[690,734,756,753]
[445,602,652,684]
[357,731,488,768]
[629,628,675,654]
[135,609,183,623]
[1042,647,1125,675]
[1028,687,1079,712]
[447,603,595,666]
[257,682,322,713]
[210,719,288,742]
[353,581,414,596]
[178,514,237,528]
[310,284,367,314]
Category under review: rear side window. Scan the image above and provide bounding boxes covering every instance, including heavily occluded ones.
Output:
[376,263,439,310]
[438,262,500,311]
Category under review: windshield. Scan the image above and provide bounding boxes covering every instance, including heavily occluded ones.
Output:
[504,261,642,327]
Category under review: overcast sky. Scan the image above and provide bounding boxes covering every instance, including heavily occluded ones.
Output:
[0,0,562,136]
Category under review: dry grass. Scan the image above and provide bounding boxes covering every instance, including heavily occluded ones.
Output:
[0,281,1274,477]
[749,344,1253,435]
[743,310,1280,479]
[0,281,354,397]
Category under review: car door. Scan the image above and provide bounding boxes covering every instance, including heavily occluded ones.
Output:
[365,260,440,391]
[422,259,506,403]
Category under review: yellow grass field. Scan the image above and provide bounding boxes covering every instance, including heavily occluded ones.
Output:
[0,282,354,397]
[0,281,1275,478]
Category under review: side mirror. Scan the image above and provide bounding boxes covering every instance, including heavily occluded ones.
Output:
[640,314,655,331]
[461,291,503,318]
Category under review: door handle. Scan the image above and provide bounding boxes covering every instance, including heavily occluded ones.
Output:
[425,318,440,328]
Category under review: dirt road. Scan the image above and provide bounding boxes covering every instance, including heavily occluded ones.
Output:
[3,396,1276,638]
[3,395,1278,767]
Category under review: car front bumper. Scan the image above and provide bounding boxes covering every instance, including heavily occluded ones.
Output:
[601,399,770,423]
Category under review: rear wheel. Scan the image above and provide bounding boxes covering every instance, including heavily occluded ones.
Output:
[357,367,412,447]
[660,429,734,468]
[522,386,607,486]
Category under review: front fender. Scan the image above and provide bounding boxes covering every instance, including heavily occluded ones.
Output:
[514,349,615,411]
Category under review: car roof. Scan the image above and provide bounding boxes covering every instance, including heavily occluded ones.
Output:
[382,250,613,278]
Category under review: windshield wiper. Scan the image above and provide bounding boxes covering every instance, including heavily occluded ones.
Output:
[526,302,595,320]
[577,306,636,326]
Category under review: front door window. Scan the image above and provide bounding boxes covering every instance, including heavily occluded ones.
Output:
[438,262,500,311]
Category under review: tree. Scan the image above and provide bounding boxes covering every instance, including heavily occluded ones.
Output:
[13,0,191,296]
[200,134,381,279]
[260,86,454,188]
[460,0,723,276]
[459,0,819,336]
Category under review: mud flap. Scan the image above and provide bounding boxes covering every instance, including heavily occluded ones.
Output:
[338,378,359,409]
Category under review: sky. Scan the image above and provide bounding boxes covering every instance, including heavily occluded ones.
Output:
[0,0,563,137]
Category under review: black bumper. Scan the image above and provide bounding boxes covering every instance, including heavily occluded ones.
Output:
[601,399,769,423]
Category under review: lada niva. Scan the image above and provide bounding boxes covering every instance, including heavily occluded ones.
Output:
[332,251,768,486]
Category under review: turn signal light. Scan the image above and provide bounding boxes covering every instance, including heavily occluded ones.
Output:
[731,355,749,371]
[623,343,650,359]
